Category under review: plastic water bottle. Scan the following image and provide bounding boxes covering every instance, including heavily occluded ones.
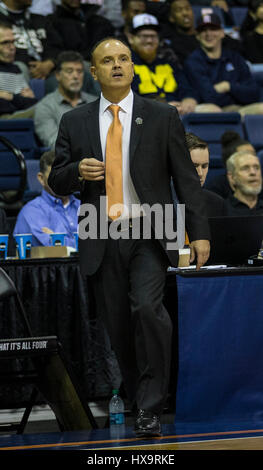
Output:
[109,389,125,439]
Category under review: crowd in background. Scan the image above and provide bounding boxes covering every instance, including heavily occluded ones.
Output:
[2,0,263,120]
[1,0,263,248]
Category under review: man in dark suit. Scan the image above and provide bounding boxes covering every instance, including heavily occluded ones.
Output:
[185,132,227,216]
[48,37,210,437]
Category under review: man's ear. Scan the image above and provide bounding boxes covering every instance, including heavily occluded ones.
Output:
[227,171,235,190]
[37,172,44,187]
[128,34,135,47]
[90,65,97,81]
[55,70,60,82]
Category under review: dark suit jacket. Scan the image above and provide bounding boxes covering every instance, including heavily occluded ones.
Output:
[48,93,210,276]
[203,189,227,217]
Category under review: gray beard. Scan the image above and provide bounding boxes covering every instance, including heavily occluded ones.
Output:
[238,182,262,196]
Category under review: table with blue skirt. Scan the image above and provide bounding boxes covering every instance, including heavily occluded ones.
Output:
[1,257,263,428]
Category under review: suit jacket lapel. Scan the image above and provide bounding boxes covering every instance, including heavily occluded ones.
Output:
[86,99,103,161]
[86,94,146,164]
[130,94,146,165]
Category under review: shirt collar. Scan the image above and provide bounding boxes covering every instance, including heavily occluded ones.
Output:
[100,89,134,115]
[55,88,86,106]
[200,46,228,63]
[41,189,78,207]
[229,193,263,209]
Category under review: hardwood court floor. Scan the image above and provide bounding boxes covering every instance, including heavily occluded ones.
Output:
[1,423,263,451]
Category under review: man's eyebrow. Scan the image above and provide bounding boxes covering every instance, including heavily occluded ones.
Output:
[102,53,130,60]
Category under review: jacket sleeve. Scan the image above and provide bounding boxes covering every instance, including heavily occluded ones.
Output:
[228,54,260,104]
[184,55,230,106]
[0,95,37,114]
[48,112,83,196]
[167,106,211,241]
[172,66,199,102]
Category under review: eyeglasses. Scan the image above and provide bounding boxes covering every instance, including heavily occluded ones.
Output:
[0,40,15,46]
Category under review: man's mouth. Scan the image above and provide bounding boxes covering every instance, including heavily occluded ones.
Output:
[112,72,123,77]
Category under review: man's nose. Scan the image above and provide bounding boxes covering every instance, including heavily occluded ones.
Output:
[113,59,121,67]
[197,167,203,178]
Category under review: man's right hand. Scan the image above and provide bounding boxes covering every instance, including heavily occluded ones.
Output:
[78,158,105,181]
[214,81,231,93]
[0,90,13,101]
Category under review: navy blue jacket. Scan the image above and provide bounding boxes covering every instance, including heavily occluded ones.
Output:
[184,47,260,106]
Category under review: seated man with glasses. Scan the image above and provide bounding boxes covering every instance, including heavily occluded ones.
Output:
[0,20,37,118]
[129,13,198,115]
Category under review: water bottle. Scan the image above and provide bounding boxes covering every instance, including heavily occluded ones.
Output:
[109,389,125,439]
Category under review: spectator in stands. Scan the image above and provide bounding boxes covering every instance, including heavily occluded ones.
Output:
[0,21,37,118]
[146,0,170,21]
[13,150,80,247]
[205,131,256,198]
[34,51,97,148]
[242,0,263,63]
[44,0,115,64]
[184,13,263,114]
[185,132,227,215]
[0,0,55,78]
[129,13,198,114]
[116,0,147,43]
[225,150,263,214]
[29,0,57,16]
[240,0,259,38]
[160,0,243,65]
[98,0,123,29]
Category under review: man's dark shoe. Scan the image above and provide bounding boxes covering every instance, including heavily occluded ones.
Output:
[134,409,161,437]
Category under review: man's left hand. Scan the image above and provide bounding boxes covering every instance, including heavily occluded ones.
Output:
[214,81,231,93]
[190,239,210,270]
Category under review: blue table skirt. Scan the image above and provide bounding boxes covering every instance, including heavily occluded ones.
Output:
[175,273,263,426]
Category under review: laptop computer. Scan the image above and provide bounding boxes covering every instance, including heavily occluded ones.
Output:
[207,215,263,266]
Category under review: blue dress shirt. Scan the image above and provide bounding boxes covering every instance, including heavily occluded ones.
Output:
[13,190,80,247]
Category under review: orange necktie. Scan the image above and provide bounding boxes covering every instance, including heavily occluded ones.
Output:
[105,105,123,220]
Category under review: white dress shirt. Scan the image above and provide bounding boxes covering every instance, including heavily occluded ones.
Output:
[99,89,142,219]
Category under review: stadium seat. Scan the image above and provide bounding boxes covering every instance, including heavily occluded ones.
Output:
[23,160,41,202]
[230,7,248,28]
[0,135,27,207]
[204,166,226,187]
[29,78,45,101]
[181,112,244,161]
[0,119,44,159]
[243,115,263,151]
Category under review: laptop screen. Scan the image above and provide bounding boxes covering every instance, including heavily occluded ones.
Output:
[207,215,263,266]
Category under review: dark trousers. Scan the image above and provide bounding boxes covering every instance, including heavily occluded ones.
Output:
[89,234,173,415]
